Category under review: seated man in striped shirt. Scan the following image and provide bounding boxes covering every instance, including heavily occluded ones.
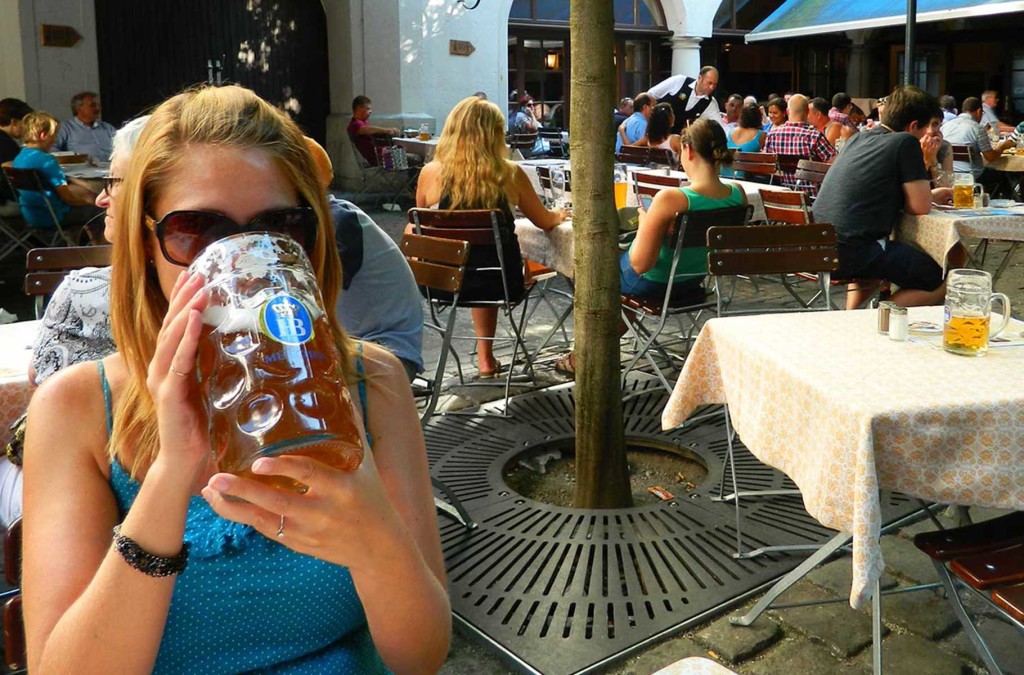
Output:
[764,94,836,197]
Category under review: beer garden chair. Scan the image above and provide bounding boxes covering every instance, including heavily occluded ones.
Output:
[407,208,536,417]
[619,204,751,395]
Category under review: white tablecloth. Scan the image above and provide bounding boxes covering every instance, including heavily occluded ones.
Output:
[393,137,440,162]
[662,307,1024,608]
[0,320,39,447]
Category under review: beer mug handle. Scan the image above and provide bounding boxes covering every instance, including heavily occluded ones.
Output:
[990,292,1012,337]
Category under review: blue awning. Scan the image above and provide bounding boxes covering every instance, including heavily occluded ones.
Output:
[746,0,1024,42]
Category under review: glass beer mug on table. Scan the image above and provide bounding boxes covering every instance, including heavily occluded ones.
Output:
[952,172,982,208]
[943,269,1011,356]
[190,232,365,492]
[418,123,431,141]
[613,164,629,210]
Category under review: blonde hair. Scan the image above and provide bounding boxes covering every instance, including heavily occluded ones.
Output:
[434,96,517,209]
[109,85,351,477]
[21,112,59,141]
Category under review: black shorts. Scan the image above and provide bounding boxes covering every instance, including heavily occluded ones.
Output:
[837,239,943,292]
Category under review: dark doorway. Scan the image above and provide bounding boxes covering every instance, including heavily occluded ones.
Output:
[94,0,329,142]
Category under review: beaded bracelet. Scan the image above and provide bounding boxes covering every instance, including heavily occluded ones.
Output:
[112,525,190,578]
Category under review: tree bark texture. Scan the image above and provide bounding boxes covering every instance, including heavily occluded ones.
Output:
[570,0,632,509]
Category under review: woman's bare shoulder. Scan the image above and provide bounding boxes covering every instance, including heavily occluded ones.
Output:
[27,358,116,469]
[356,341,406,386]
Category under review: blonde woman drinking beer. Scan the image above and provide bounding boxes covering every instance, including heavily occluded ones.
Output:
[23,85,449,674]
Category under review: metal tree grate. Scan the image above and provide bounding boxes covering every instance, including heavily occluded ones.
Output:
[426,379,919,675]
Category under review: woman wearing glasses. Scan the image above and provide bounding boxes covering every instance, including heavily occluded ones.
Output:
[22,86,449,674]
[29,116,149,387]
[0,117,152,532]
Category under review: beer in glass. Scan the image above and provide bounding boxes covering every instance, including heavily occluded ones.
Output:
[952,173,978,208]
[942,268,1012,356]
[191,233,364,492]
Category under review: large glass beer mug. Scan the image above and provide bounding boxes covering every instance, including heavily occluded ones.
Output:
[952,173,981,209]
[943,269,1011,356]
[190,232,364,492]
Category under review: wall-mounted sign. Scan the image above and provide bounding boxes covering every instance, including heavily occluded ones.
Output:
[449,40,476,57]
[40,24,82,48]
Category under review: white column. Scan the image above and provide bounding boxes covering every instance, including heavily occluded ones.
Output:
[845,30,871,98]
[670,36,703,77]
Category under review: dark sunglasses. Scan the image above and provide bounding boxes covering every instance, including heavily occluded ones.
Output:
[149,207,318,266]
[102,176,122,193]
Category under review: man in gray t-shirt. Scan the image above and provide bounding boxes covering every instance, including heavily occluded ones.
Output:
[331,196,424,380]
[813,86,958,309]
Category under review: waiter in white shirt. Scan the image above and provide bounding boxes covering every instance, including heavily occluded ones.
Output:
[648,66,721,134]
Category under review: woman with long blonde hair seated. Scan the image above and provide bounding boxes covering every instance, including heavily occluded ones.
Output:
[416,96,567,378]
[23,85,449,674]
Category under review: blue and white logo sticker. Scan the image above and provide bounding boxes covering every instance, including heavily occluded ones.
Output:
[261,295,314,345]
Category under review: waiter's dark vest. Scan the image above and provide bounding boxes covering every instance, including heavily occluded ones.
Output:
[657,77,712,134]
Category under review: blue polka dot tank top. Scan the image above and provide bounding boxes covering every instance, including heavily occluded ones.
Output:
[101,359,390,674]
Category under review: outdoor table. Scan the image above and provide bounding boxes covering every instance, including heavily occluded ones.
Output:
[0,320,40,447]
[986,151,1024,173]
[515,217,574,279]
[393,136,440,162]
[898,204,1024,284]
[63,162,109,194]
[661,306,1024,610]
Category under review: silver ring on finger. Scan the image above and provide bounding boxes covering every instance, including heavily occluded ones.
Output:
[276,514,286,538]
[169,365,191,378]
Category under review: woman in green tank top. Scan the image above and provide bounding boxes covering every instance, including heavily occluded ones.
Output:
[555,119,748,375]
[622,118,747,299]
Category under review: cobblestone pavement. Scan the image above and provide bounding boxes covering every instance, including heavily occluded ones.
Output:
[349,199,1024,675]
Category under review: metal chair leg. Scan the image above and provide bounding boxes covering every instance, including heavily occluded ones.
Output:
[432,477,476,530]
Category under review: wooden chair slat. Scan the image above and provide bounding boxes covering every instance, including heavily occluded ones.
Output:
[992,585,1024,623]
[617,145,650,165]
[709,249,838,276]
[950,144,974,164]
[731,161,777,176]
[758,189,807,207]
[707,224,835,248]
[4,518,21,586]
[408,259,465,293]
[950,543,1024,590]
[408,208,499,229]
[913,511,1024,561]
[400,233,470,265]
[734,151,777,164]
[762,204,813,224]
[24,271,71,297]
[648,148,675,167]
[26,245,112,271]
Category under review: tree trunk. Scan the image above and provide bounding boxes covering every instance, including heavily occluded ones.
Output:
[570,0,632,509]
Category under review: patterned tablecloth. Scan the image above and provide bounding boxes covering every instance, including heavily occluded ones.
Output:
[0,321,40,447]
[393,136,440,162]
[661,306,1024,609]
[515,218,575,279]
[987,152,1024,173]
[898,205,1024,272]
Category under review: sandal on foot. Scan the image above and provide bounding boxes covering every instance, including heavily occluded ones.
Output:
[554,353,576,376]
[476,359,503,380]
